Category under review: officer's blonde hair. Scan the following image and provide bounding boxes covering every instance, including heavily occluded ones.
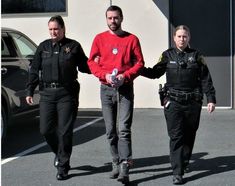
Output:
[173,25,191,38]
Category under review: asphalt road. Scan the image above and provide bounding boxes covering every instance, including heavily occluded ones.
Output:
[1,108,235,186]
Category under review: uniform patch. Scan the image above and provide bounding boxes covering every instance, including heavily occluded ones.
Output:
[157,55,162,64]
[198,55,206,65]
[170,61,176,64]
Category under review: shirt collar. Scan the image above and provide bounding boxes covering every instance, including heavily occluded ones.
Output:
[51,37,67,47]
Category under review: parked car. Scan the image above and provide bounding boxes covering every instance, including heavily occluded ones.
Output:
[1,27,40,140]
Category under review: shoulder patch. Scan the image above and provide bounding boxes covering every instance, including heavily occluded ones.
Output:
[157,55,163,64]
[198,55,206,65]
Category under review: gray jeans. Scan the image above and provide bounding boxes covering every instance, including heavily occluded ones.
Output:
[100,84,134,163]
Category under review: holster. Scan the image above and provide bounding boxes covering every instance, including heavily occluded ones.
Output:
[159,84,167,106]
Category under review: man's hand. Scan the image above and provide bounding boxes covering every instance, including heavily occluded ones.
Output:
[26,96,34,105]
[105,73,125,88]
[115,74,124,87]
[105,73,113,84]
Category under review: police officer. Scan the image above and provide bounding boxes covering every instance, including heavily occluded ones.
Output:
[26,15,90,180]
[142,25,216,184]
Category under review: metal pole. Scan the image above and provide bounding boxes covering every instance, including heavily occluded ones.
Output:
[110,0,112,6]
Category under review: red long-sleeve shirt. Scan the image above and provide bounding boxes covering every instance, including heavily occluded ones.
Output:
[88,31,144,84]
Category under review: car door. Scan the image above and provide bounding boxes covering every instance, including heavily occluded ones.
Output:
[1,30,39,114]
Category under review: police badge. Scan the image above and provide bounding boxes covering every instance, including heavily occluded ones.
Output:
[64,47,71,54]
[188,57,194,63]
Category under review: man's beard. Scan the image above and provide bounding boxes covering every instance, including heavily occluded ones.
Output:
[108,23,120,31]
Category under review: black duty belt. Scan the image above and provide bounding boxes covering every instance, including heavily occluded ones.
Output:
[169,91,194,100]
[44,82,63,89]
[167,88,202,102]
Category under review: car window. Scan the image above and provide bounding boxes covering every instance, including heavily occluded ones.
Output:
[10,32,36,58]
[1,38,11,57]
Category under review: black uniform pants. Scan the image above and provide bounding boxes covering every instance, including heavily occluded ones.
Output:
[164,100,202,175]
[39,86,78,173]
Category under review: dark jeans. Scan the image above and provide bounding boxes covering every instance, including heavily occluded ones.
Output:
[100,84,134,163]
[164,100,202,175]
[39,85,79,173]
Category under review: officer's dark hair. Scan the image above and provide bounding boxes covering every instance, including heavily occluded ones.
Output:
[105,5,123,18]
[48,15,65,29]
[174,25,191,38]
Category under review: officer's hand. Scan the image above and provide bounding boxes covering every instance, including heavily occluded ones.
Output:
[26,96,34,105]
[207,102,215,113]
[113,74,124,88]
[94,56,100,63]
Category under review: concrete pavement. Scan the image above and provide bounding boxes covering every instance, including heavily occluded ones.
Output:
[1,108,235,186]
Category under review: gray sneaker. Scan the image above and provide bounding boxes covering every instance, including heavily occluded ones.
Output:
[117,161,129,184]
[109,162,119,179]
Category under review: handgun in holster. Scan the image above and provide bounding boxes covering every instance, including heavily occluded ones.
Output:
[159,84,167,106]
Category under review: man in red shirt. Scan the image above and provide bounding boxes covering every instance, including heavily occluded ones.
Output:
[88,5,144,184]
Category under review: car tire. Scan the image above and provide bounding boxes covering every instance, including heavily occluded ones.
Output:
[1,106,7,142]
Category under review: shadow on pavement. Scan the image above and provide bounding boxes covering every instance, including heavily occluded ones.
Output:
[185,154,235,183]
[66,152,235,185]
[2,110,104,159]
[129,152,235,185]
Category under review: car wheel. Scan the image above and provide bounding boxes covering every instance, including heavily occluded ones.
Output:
[1,107,7,141]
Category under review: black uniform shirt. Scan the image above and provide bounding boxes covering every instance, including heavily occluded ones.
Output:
[142,47,216,103]
[27,37,90,96]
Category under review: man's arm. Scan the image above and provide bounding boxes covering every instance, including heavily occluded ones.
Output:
[141,52,168,79]
[122,37,144,82]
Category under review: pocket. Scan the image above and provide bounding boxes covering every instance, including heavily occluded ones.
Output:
[41,51,52,58]
[63,52,72,61]
[41,52,53,75]
[166,63,178,83]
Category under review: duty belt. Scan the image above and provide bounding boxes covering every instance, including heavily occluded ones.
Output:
[44,82,63,89]
[167,88,202,102]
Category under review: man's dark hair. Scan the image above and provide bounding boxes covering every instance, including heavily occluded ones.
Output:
[106,5,123,18]
[48,15,65,28]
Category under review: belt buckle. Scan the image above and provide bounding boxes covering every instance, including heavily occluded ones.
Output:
[51,82,57,88]
[185,93,192,100]
[185,93,188,100]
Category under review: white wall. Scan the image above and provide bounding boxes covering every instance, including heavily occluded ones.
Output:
[1,0,168,108]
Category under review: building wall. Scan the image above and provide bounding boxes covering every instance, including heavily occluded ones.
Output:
[1,0,169,108]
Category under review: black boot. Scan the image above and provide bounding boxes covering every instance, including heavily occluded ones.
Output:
[173,175,184,185]
[56,164,71,181]
[117,161,129,184]
[183,160,190,173]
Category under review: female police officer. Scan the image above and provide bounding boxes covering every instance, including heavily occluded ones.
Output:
[26,15,90,180]
[142,25,216,184]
